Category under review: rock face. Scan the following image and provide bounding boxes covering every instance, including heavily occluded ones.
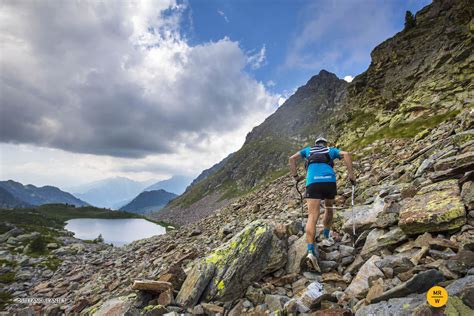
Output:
[399,180,466,234]
[176,221,286,308]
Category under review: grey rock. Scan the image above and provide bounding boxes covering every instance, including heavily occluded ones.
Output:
[338,245,355,257]
[319,261,338,273]
[345,255,384,299]
[285,235,306,274]
[264,295,289,312]
[461,181,474,210]
[342,197,385,234]
[360,228,386,258]
[375,255,414,274]
[357,276,474,316]
[446,250,474,274]
[323,250,341,261]
[371,269,445,303]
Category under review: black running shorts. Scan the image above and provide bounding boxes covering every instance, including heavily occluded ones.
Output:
[305,182,337,200]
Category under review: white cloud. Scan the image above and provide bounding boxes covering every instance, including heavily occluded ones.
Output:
[247,45,267,69]
[266,80,276,87]
[0,0,279,187]
[344,75,354,82]
[217,10,229,23]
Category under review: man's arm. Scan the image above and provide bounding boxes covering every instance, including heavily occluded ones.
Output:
[288,152,301,178]
[340,151,356,184]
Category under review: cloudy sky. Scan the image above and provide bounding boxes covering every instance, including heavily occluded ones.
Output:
[0,0,430,189]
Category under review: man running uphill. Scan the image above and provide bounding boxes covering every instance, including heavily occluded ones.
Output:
[288,136,356,272]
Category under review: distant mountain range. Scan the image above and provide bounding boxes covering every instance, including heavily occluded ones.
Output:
[66,175,192,209]
[68,177,154,209]
[144,175,193,195]
[0,180,88,208]
[120,189,177,214]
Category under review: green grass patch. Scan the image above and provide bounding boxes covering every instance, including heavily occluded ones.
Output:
[0,272,15,284]
[0,291,13,311]
[0,223,11,235]
[0,260,16,268]
[35,257,63,271]
[348,110,459,150]
[0,204,145,232]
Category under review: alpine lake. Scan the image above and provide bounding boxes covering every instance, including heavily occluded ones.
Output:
[65,218,167,246]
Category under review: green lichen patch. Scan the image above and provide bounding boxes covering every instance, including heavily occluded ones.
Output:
[0,291,13,311]
[0,272,15,284]
[346,110,460,150]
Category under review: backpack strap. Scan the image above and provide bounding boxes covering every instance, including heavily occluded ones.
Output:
[306,146,334,168]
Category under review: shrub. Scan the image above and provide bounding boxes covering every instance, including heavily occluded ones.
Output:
[29,236,47,254]
[405,11,416,30]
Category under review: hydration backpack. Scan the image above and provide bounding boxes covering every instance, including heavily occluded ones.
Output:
[304,145,334,170]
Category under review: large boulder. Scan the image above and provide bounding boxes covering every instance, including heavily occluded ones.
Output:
[342,196,385,234]
[360,228,386,258]
[370,269,445,303]
[356,276,474,316]
[176,221,286,308]
[286,235,307,274]
[398,180,466,234]
[344,255,384,299]
[433,151,474,172]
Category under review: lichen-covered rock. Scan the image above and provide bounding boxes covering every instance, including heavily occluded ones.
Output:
[176,221,285,308]
[398,180,466,234]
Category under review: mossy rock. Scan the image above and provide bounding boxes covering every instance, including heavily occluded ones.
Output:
[399,180,466,235]
[176,221,285,308]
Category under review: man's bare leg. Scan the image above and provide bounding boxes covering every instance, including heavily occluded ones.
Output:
[323,199,334,230]
[321,199,335,245]
[306,198,320,244]
[305,198,321,272]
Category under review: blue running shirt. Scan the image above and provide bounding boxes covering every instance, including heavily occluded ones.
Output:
[300,147,341,185]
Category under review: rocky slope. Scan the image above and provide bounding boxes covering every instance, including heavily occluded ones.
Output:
[2,0,474,314]
[156,0,473,226]
[3,111,473,315]
[0,180,88,207]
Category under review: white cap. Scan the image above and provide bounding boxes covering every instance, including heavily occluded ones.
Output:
[315,136,328,145]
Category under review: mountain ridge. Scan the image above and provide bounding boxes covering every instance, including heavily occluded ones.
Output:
[0,180,88,207]
[120,189,177,214]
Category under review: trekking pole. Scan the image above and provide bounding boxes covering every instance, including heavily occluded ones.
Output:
[294,180,304,225]
[351,184,356,246]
